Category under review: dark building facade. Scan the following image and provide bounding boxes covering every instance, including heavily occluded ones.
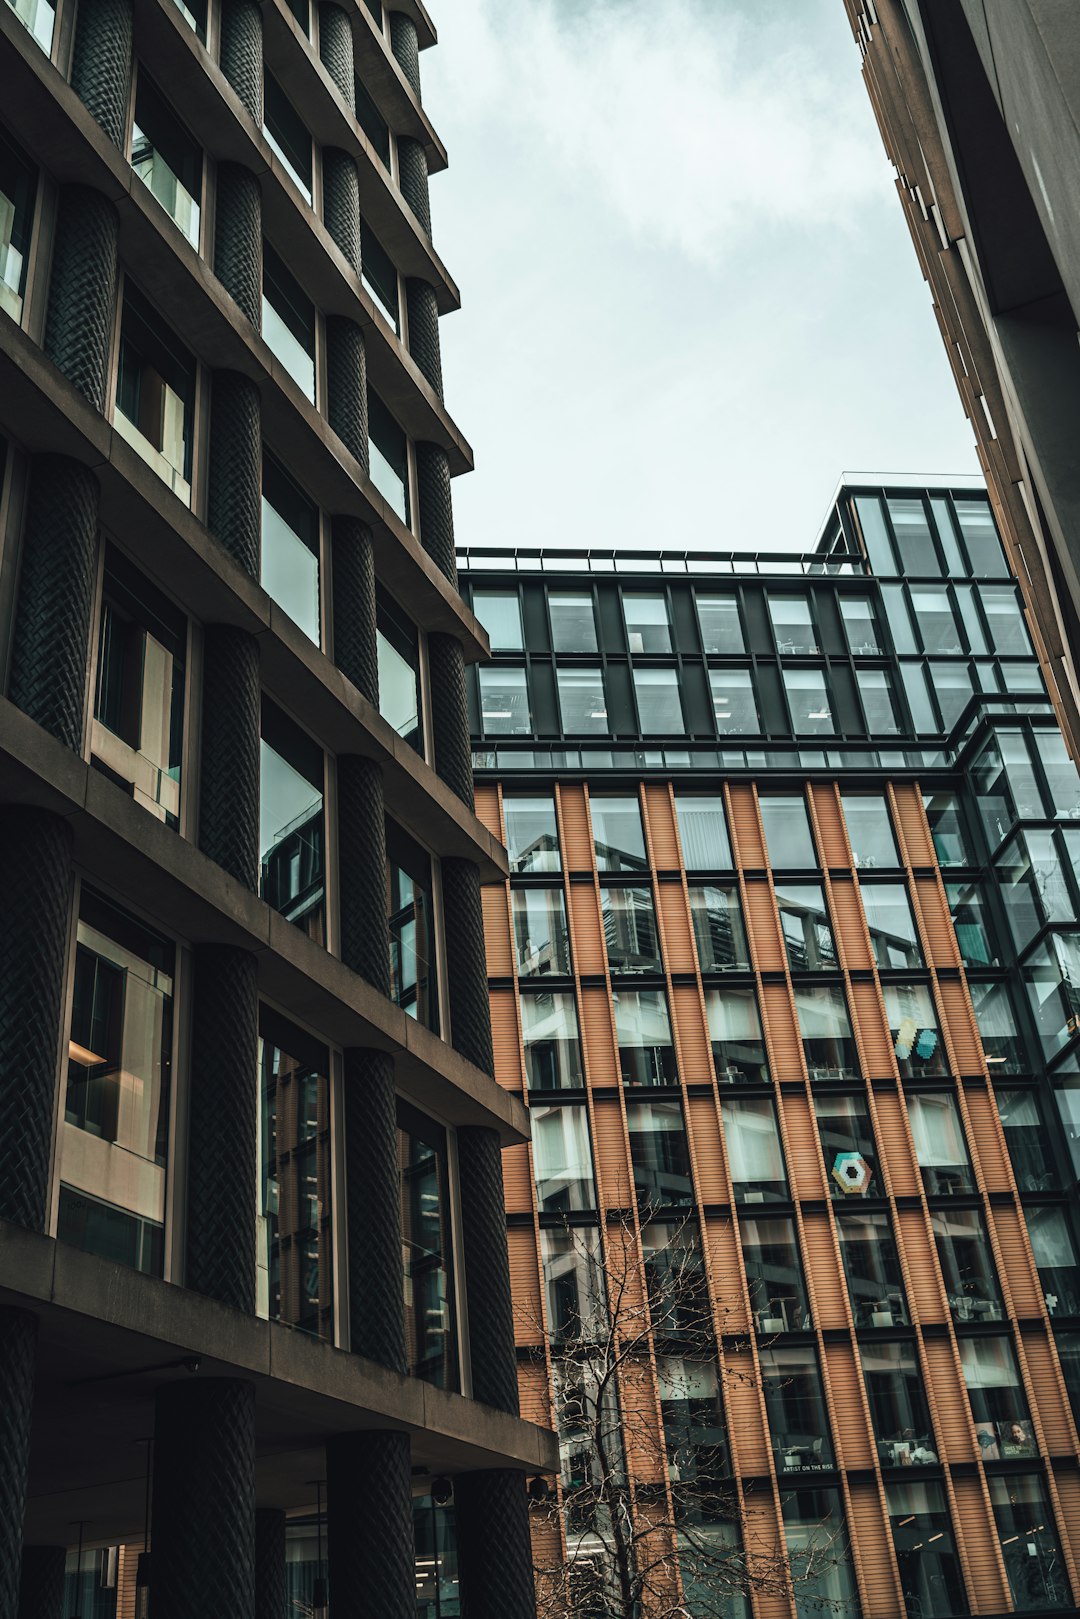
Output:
[841,0,1080,764]
[0,0,552,1615]
[465,480,1080,1618]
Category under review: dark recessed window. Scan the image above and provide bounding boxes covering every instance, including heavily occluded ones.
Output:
[931,1207,1004,1324]
[377,588,421,750]
[0,125,37,320]
[368,388,410,522]
[115,282,195,502]
[478,666,530,735]
[740,1215,810,1334]
[601,884,662,975]
[520,991,583,1091]
[260,700,326,941]
[815,1093,878,1200]
[399,1099,458,1389]
[794,985,857,1080]
[504,794,561,873]
[761,1344,833,1472]
[262,451,320,645]
[835,1209,909,1328]
[263,243,316,401]
[387,820,438,1031]
[355,77,391,168]
[557,667,608,735]
[989,1475,1071,1613]
[172,0,207,40]
[92,548,186,827]
[360,219,399,330]
[887,1480,966,1619]
[512,887,571,978]
[131,74,202,247]
[7,0,55,50]
[883,984,945,1078]
[627,1099,692,1209]
[263,72,313,202]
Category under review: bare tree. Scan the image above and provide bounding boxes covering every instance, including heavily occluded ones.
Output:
[527,1208,849,1619]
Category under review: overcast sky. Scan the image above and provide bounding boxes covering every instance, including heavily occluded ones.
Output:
[422,0,980,554]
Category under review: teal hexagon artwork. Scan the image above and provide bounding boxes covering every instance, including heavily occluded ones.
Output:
[831,1151,872,1196]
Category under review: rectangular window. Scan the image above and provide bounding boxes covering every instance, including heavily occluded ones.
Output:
[769,595,819,655]
[257,1007,333,1338]
[399,1099,457,1389]
[759,794,815,869]
[0,127,35,322]
[970,980,1027,1074]
[172,0,207,37]
[263,242,316,401]
[549,591,598,652]
[659,1354,730,1514]
[531,1103,595,1212]
[882,983,946,1077]
[688,884,749,971]
[911,587,962,654]
[856,493,896,573]
[613,988,676,1086]
[740,1215,810,1334]
[709,668,759,734]
[835,1209,909,1327]
[626,1099,692,1208]
[955,498,1008,575]
[959,1336,1035,1461]
[945,880,1000,967]
[705,988,768,1083]
[1027,1204,1080,1318]
[262,451,320,645]
[601,883,662,975]
[386,820,438,1030]
[929,661,974,730]
[775,883,837,973]
[115,283,195,501]
[761,1345,833,1472]
[642,1219,709,1342]
[674,794,731,870]
[860,881,922,969]
[540,1226,605,1342]
[472,590,523,651]
[980,586,1033,655]
[906,1091,974,1195]
[794,985,858,1080]
[557,666,609,734]
[782,1490,859,1619]
[931,1207,1004,1323]
[92,548,185,827]
[355,76,391,167]
[720,1097,787,1202]
[882,582,917,648]
[1037,729,1080,819]
[839,594,883,655]
[887,1481,967,1619]
[477,666,530,735]
[623,592,671,652]
[591,795,646,873]
[511,887,571,977]
[862,1342,937,1467]
[1024,932,1080,1061]
[923,790,972,868]
[360,220,399,330]
[521,991,583,1091]
[989,1476,1070,1614]
[633,667,683,733]
[784,668,835,736]
[504,794,560,873]
[815,1094,878,1200]
[58,889,173,1277]
[696,593,743,654]
[888,497,940,574]
[376,589,420,750]
[132,74,201,247]
[997,1087,1056,1189]
[260,700,325,940]
[367,389,409,522]
[901,660,937,733]
[262,72,310,199]
[997,828,1074,950]
[857,668,900,734]
[5,0,55,50]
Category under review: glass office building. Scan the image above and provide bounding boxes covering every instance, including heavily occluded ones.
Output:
[467,481,1080,1619]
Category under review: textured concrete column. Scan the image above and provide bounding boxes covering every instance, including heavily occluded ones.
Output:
[198,626,260,890]
[186,947,258,1311]
[342,1050,406,1370]
[397,136,431,236]
[454,1470,536,1619]
[326,1431,414,1618]
[0,1309,38,1619]
[338,758,390,993]
[214,163,262,327]
[69,0,133,147]
[43,187,119,411]
[405,280,443,398]
[208,372,261,577]
[389,12,421,99]
[323,149,361,273]
[8,455,99,750]
[17,1547,64,1619]
[457,1126,518,1414]
[441,860,492,1073]
[326,317,369,469]
[220,0,263,124]
[254,1509,286,1619]
[415,442,456,583]
[331,516,378,702]
[152,1380,256,1619]
[427,634,473,807]
[318,4,355,108]
[0,812,73,1232]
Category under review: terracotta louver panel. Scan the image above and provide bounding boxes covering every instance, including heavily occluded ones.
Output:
[890,782,935,866]
[846,1485,903,1619]
[670,983,713,1082]
[780,1090,827,1200]
[529,1509,563,1570]
[517,1357,552,1428]
[502,1143,534,1215]
[507,1225,543,1345]
[740,1492,789,1619]
[568,884,606,976]
[727,783,765,870]
[643,783,680,869]
[722,1359,771,1477]
[592,1098,633,1210]
[489,987,524,1091]
[989,1204,1043,1318]
[705,1217,750,1333]
[896,1209,946,1323]
[481,883,514,976]
[921,1338,975,1462]
[557,784,593,870]
[964,1087,1012,1193]
[810,782,851,868]
[870,1090,919,1196]
[830,878,873,970]
[913,875,961,968]
[657,883,696,973]
[1050,1470,1080,1580]
[473,782,502,839]
[1023,1335,1079,1455]
[824,1342,874,1469]
[848,979,896,1080]
[579,985,618,1085]
[744,880,785,971]
[950,1477,1010,1614]
[686,1093,728,1204]
[937,978,986,1077]
[800,1213,849,1330]
[760,981,804,1081]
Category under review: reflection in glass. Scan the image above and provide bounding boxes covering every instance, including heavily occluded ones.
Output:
[858,668,900,734]
[697,593,744,654]
[835,1210,909,1327]
[841,792,898,869]
[705,989,768,1083]
[260,701,325,940]
[996,1088,1056,1190]
[262,451,319,644]
[478,666,531,735]
[413,1493,459,1619]
[840,594,884,654]
[861,882,922,968]
[549,591,597,652]
[997,828,1073,950]
[782,1490,859,1619]
[1027,1205,1080,1317]
[399,1101,457,1388]
[923,791,972,868]
[888,497,939,573]
[959,1337,1035,1461]
[368,390,409,523]
[472,590,523,650]
[906,1092,974,1195]
[633,667,683,733]
[862,1342,937,1466]
[784,668,835,736]
[116,283,195,501]
[263,71,312,200]
[946,880,999,967]
[132,75,201,246]
[775,883,837,972]
[257,1010,332,1337]
[512,887,571,977]
[627,1099,693,1208]
[262,243,316,401]
[911,587,961,654]
[931,1207,1004,1323]
[623,592,671,652]
[883,983,945,1078]
[886,1480,966,1619]
[769,595,819,654]
[521,991,584,1091]
[989,1475,1070,1612]
[5,0,55,51]
[759,795,816,869]
[592,796,647,872]
[1023,932,1080,1060]
[929,661,974,730]
[720,1097,787,1203]
[761,1345,834,1472]
[979,587,1033,655]
[531,1104,596,1213]
[740,1216,810,1334]
[601,884,662,974]
[540,1225,605,1342]
[58,890,172,1276]
[675,795,732,869]
[377,591,421,750]
[955,498,1008,575]
[794,985,858,1079]
[387,820,438,1030]
[709,668,759,734]
[614,989,677,1086]
[688,885,749,971]
[659,1354,730,1516]
[815,1094,878,1200]
[557,667,610,735]
[504,795,560,873]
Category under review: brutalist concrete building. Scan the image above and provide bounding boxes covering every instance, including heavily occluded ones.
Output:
[0,0,552,1614]
[841,0,1080,765]
[464,481,1080,1619]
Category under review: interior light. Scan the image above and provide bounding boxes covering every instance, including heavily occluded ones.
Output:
[807,710,830,720]
[482,710,512,720]
[68,1040,106,1067]
[589,711,608,719]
